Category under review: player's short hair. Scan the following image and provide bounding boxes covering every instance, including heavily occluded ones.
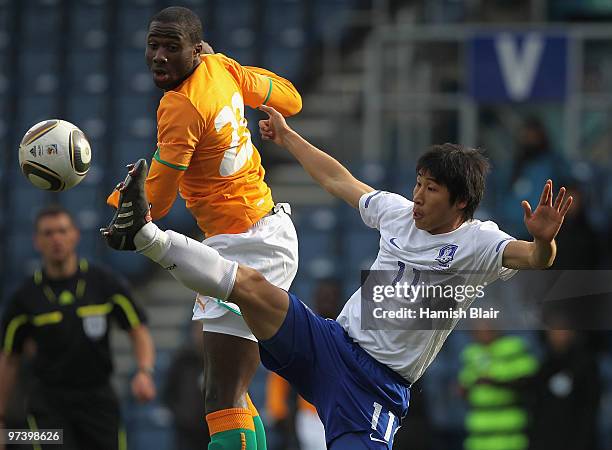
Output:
[416,143,490,221]
[35,205,77,231]
[149,6,203,45]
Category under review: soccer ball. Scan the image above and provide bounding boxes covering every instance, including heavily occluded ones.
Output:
[18,119,92,191]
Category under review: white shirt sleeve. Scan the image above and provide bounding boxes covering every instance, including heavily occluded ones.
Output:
[358,191,413,230]
[473,221,518,282]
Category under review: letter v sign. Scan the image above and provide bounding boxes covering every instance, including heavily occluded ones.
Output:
[495,33,544,101]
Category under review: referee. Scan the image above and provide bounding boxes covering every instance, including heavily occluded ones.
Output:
[0,205,156,450]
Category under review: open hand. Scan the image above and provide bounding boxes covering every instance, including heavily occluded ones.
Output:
[258,104,292,147]
[522,180,573,243]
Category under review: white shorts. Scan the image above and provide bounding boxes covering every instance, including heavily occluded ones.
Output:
[191,203,298,342]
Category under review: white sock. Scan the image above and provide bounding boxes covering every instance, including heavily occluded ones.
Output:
[134,222,170,262]
[155,231,238,301]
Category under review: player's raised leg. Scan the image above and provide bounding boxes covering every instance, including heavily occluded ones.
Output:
[101,159,290,340]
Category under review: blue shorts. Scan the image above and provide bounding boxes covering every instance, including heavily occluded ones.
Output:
[259,293,411,449]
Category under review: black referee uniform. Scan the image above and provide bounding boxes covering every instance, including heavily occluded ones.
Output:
[0,259,147,450]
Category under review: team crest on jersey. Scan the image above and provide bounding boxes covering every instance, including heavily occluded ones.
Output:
[435,244,458,267]
[82,315,107,340]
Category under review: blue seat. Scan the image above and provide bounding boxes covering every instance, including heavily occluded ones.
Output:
[17,96,59,136]
[313,0,357,36]
[21,6,61,49]
[298,230,338,279]
[115,51,152,94]
[262,47,302,82]
[116,6,156,50]
[263,0,304,31]
[60,186,102,229]
[75,230,102,257]
[156,200,197,234]
[8,187,52,227]
[341,228,380,287]
[66,94,108,122]
[216,46,253,66]
[19,52,59,89]
[7,230,38,266]
[67,51,107,93]
[69,5,109,50]
[113,96,157,137]
[216,1,255,31]
[110,139,155,174]
[103,248,151,277]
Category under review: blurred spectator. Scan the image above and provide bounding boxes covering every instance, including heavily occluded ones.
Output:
[502,117,568,238]
[163,321,210,450]
[459,327,538,450]
[266,279,342,450]
[552,182,602,270]
[528,322,601,450]
[0,205,155,450]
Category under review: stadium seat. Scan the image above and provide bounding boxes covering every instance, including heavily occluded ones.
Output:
[66,94,108,123]
[263,0,304,31]
[298,229,338,277]
[66,51,107,94]
[313,0,358,36]
[19,52,60,92]
[60,186,102,230]
[116,5,157,49]
[156,199,197,234]
[115,50,153,94]
[108,138,154,175]
[17,95,59,135]
[8,186,52,227]
[215,0,255,32]
[20,5,61,50]
[262,47,303,83]
[69,4,109,50]
[216,46,254,66]
[104,247,151,277]
[113,96,157,137]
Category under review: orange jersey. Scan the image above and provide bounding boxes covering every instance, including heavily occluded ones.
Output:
[108,54,301,237]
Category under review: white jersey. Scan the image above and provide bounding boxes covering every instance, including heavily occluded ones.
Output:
[336,191,517,383]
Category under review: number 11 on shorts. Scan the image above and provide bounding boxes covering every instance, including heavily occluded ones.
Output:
[370,402,396,443]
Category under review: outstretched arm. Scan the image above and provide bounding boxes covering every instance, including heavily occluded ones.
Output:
[502,180,573,269]
[259,105,374,208]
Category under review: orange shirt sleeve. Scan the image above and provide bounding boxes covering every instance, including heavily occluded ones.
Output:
[222,55,302,116]
[146,91,205,219]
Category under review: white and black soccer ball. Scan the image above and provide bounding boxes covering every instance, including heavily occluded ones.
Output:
[18,119,92,191]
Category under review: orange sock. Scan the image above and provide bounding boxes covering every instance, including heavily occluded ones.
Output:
[246,394,267,450]
[206,408,256,449]
[245,394,258,417]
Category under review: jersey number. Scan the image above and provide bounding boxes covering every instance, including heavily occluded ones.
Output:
[370,402,397,443]
[214,92,254,176]
[393,261,421,286]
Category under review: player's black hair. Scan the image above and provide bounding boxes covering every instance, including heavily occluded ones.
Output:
[416,143,490,221]
[35,204,77,231]
[149,6,203,45]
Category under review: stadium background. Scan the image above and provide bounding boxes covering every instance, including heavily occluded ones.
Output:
[1,0,611,449]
